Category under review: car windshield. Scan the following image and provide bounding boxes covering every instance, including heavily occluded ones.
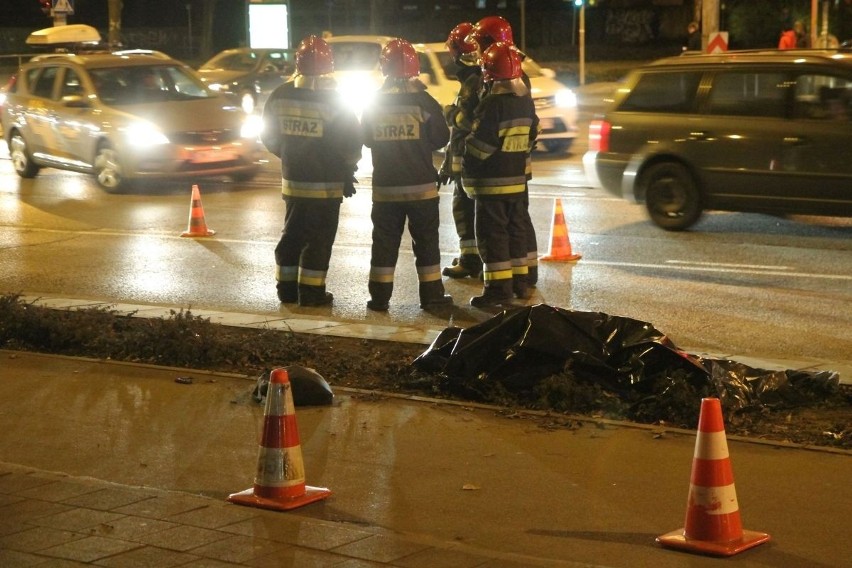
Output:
[329,42,382,71]
[200,51,260,72]
[90,65,214,105]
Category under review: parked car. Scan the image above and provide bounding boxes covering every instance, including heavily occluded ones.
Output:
[197,47,295,114]
[583,49,852,230]
[1,50,263,192]
[324,35,578,153]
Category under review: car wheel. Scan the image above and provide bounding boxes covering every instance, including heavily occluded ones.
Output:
[643,162,702,231]
[542,139,573,154]
[9,131,40,179]
[93,143,125,192]
[230,168,259,183]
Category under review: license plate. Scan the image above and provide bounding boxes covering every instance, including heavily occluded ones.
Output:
[189,148,237,164]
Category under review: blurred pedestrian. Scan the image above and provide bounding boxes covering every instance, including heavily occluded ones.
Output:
[794,20,810,48]
[361,38,452,312]
[684,21,701,52]
[463,42,539,308]
[778,21,797,49]
[261,35,362,307]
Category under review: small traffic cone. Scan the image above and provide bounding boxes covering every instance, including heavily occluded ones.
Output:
[539,198,581,262]
[657,398,770,556]
[180,184,215,237]
[228,368,331,511]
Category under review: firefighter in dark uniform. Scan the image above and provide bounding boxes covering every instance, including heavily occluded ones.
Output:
[439,21,483,279]
[261,35,362,307]
[463,42,539,307]
[468,16,540,290]
[361,38,452,311]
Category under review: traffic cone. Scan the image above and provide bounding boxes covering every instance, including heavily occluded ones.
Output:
[657,398,770,556]
[539,198,581,262]
[180,184,215,237]
[228,368,331,511]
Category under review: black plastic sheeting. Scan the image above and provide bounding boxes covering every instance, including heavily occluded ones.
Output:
[413,304,840,411]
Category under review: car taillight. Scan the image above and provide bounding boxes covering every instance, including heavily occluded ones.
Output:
[588,119,611,153]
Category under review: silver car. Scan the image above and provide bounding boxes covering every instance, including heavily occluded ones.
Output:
[1,50,263,191]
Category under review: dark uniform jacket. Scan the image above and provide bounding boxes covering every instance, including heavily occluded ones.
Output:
[261,82,362,199]
[362,83,450,202]
[462,81,539,198]
[443,63,483,176]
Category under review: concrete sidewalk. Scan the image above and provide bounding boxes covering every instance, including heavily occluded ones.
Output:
[1,349,850,568]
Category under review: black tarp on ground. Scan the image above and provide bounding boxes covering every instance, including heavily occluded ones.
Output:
[413,304,840,412]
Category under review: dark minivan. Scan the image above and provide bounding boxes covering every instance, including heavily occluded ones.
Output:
[583,49,852,230]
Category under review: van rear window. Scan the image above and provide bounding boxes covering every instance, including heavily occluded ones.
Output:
[618,71,701,113]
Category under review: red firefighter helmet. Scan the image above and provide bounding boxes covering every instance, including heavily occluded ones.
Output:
[446,22,476,60]
[295,35,334,76]
[481,42,522,82]
[468,16,514,52]
[380,38,420,78]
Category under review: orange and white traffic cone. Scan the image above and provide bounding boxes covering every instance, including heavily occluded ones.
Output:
[180,184,215,237]
[539,198,581,262]
[657,398,770,556]
[228,368,331,511]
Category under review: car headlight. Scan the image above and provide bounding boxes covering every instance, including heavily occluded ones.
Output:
[336,74,379,114]
[241,114,264,139]
[123,122,169,146]
[555,88,577,109]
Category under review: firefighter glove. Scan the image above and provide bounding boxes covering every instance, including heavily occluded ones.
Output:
[343,176,357,198]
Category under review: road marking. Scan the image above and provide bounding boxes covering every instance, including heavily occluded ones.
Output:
[4,227,849,282]
[580,259,851,281]
[665,260,793,271]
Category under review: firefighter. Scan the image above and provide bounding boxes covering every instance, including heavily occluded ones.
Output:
[466,16,540,290]
[361,38,452,311]
[439,21,484,280]
[261,35,362,307]
[463,42,539,308]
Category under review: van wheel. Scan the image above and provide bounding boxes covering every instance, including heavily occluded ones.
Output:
[93,143,126,192]
[9,131,41,179]
[643,162,702,231]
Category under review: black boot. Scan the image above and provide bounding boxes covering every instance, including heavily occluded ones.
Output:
[367,281,392,312]
[442,255,482,279]
[299,285,333,307]
[470,283,513,308]
[419,280,453,309]
[276,281,298,303]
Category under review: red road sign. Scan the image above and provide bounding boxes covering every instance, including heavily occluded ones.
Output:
[708,32,729,54]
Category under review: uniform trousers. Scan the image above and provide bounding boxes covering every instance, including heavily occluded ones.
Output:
[474,194,530,298]
[369,198,446,304]
[275,197,340,302]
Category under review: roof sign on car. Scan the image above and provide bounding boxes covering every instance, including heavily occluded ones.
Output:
[26,24,101,47]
